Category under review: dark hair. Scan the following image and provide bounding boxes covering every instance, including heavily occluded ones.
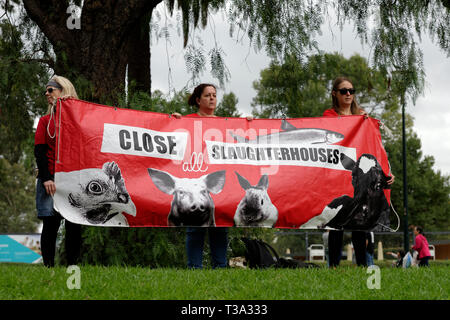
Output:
[188,83,216,107]
[331,77,361,115]
[415,226,424,234]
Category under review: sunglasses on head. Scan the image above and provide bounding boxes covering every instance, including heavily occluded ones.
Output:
[336,88,356,95]
[44,87,59,95]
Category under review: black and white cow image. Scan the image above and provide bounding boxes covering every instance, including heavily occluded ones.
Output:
[233,172,278,227]
[301,153,391,231]
[147,168,226,227]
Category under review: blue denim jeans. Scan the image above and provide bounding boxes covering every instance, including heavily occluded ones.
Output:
[36,178,56,218]
[366,252,374,266]
[186,227,228,269]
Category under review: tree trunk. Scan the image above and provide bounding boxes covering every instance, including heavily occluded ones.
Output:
[127,11,152,95]
[23,0,161,105]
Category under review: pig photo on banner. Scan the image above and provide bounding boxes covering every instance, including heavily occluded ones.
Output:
[147,168,226,227]
[53,98,393,231]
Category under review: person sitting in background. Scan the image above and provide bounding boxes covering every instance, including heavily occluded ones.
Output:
[386,250,406,268]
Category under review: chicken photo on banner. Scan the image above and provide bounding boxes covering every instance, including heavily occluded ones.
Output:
[54,162,136,226]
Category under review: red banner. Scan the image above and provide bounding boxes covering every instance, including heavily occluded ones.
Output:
[53,99,392,231]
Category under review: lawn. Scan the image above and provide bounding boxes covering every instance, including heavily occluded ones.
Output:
[1,262,448,300]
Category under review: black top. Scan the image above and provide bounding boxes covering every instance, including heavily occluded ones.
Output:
[34,144,53,181]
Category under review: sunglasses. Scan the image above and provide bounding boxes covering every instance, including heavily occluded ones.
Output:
[44,87,59,95]
[336,88,356,95]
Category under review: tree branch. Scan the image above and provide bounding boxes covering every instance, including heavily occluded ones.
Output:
[22,0,75,48]
[18,57,55,69]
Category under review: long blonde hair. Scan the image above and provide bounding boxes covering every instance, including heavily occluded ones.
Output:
[331,77,362,115]
[46,75,79,115]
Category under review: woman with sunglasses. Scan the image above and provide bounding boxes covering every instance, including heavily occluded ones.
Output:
[324,77,395,268]
[35,75,81,267]
[325,77,364,116]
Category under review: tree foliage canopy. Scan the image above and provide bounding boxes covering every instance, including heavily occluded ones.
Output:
[0,20,48,164]
[0,158,39,233]
[0,0,447,103]
[252,53,394,118]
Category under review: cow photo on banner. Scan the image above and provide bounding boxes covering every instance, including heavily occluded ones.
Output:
[52,98,393,231]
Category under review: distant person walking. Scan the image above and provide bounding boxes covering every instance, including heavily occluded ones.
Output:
[412,226,432,267]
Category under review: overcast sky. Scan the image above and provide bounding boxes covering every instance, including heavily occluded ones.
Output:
[149,5,450,177]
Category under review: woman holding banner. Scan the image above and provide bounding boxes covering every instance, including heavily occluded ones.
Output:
[324,77,395,267]
[173,83,253,268]
[173,83,229,269]
[35,76,82,267]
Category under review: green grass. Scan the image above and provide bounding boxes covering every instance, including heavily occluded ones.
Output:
[1,262,448,300]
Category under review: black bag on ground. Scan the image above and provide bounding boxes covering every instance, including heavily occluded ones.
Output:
[241,237,319,269]
[276,257,320,269]
[241,238,278,268]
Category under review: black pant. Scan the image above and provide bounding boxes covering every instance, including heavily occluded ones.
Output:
[328,230,343,267]
[419,256,430,267]
[351,231,367,267]
[328,230,367,267]
[41,215,81,267]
